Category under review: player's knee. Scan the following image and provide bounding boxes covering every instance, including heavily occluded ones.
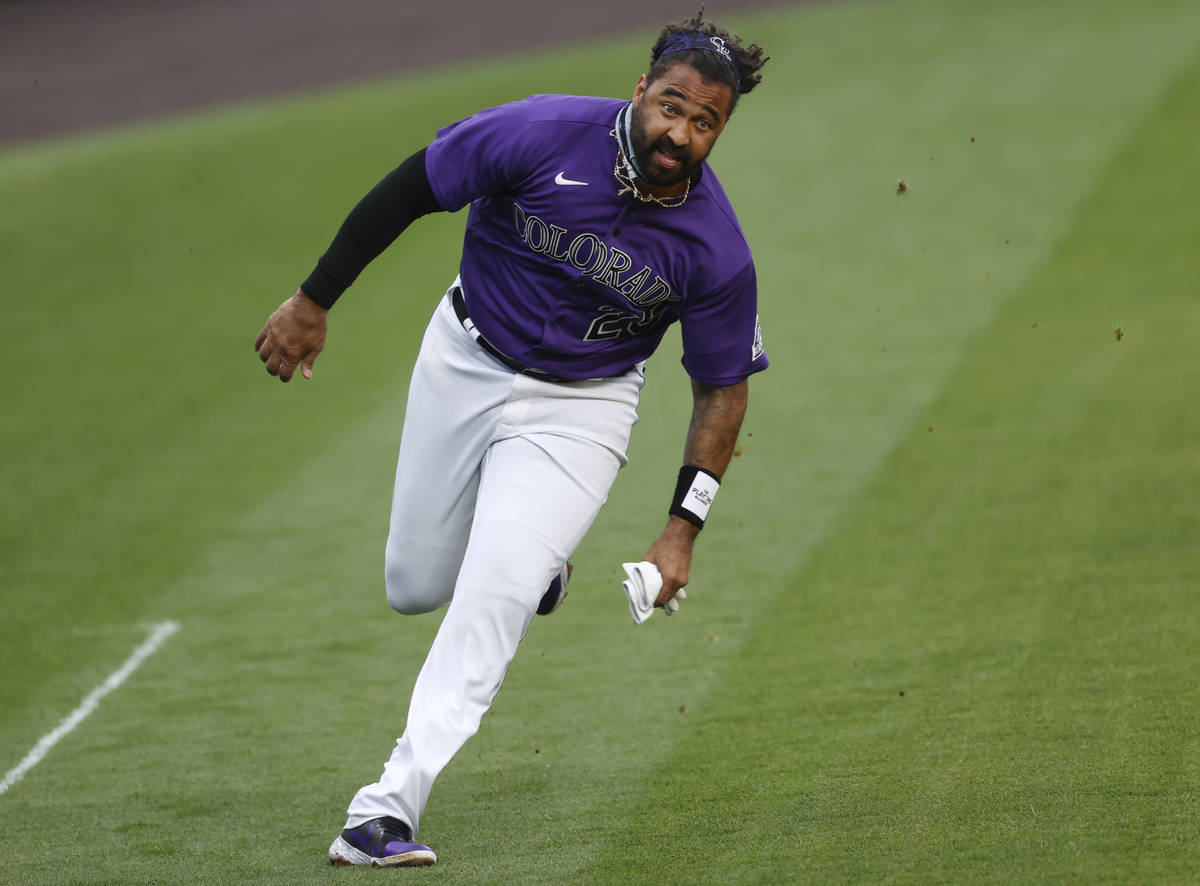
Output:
[385,560,436,614]
[384,546,454,614]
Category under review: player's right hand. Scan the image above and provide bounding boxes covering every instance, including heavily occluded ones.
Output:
[642,515,698,605]
[254,288,328,382]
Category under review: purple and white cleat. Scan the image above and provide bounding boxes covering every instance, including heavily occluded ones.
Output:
[329,816,437,867]
[537,562,573,615]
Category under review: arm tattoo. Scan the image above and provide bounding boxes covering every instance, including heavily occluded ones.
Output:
[683,379,749,478]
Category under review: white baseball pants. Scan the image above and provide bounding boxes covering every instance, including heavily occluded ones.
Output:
[344,283,644,834]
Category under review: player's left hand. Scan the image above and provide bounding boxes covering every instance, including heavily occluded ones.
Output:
[643,516,699,607]
[254,288,328,382]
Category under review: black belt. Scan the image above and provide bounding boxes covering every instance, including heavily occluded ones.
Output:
[450,286,574,383]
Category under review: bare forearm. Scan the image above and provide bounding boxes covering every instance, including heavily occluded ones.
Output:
[642,378,749,604]
[682,378,748,477]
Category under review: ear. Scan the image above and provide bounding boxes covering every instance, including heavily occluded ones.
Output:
[632,73,649,105]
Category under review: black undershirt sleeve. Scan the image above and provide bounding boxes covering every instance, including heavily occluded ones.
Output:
[300,147,445,309]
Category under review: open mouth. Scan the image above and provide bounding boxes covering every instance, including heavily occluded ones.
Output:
[655,149,684,170]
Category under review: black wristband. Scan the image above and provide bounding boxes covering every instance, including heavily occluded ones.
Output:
[669,465,722,529]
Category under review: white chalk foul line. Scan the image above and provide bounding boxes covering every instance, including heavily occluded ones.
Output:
[0,619,180,796]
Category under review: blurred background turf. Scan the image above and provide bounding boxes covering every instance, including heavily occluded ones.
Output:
[2,0,1199,882]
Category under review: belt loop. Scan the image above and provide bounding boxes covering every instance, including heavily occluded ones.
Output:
[451,286,480,341]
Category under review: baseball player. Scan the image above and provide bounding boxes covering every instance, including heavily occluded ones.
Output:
[254,13,768,867]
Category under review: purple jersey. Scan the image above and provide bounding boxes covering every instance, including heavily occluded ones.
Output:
[424,94,767,385]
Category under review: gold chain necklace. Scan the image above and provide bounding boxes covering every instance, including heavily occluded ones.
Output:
[609,129,691,209]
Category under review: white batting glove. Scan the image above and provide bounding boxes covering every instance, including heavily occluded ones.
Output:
[621,562,687,625]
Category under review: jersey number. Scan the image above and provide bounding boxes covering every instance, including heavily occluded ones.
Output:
[583,304,670,342]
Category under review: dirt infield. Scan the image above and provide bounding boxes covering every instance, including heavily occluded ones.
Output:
[1,0,802,146]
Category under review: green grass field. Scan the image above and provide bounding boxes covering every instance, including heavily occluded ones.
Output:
[3,0,1200,882]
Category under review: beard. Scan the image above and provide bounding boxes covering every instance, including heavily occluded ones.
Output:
[629,101,704,187]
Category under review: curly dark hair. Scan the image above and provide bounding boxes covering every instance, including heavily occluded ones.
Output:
[647,8,768,115]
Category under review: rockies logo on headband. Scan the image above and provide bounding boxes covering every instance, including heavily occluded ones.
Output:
[654,31,742,89]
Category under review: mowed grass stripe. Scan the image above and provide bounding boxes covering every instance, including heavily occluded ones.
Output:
[410,2,1200,883]
[574,42,1200,886]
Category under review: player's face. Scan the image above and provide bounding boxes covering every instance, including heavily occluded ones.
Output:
[630,63,733,194]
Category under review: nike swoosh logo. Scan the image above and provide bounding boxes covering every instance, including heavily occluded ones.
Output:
[554,171,589,186]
